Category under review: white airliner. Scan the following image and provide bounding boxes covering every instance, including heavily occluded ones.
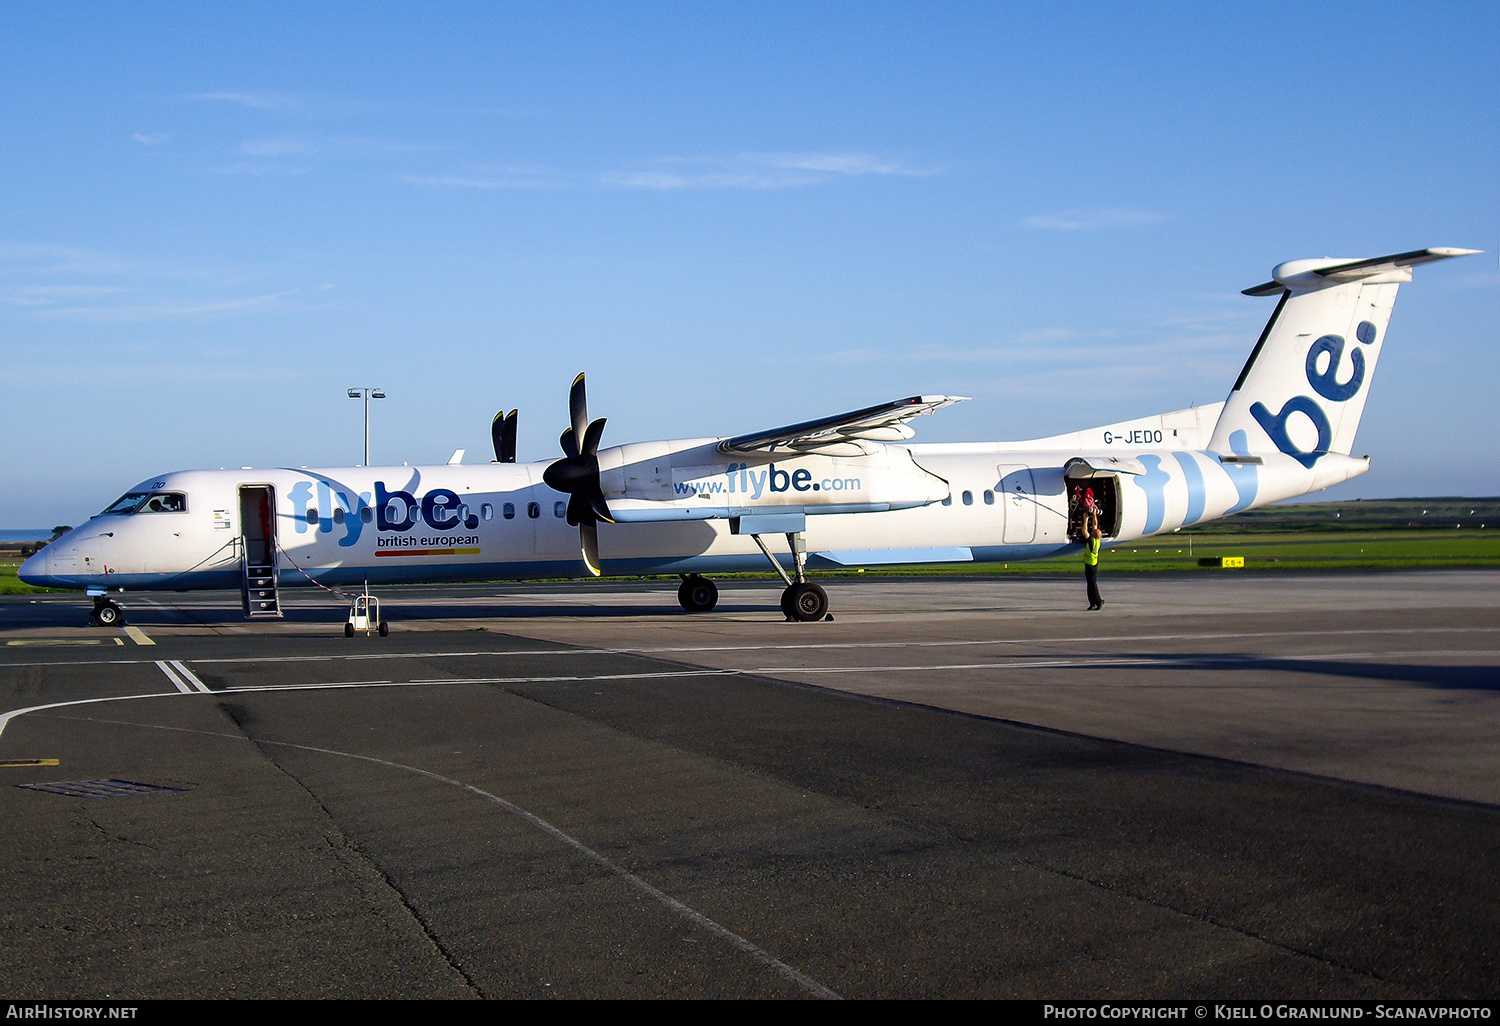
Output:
[21,247,1478,626]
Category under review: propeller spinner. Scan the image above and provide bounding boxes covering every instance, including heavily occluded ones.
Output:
[541,373,613,575]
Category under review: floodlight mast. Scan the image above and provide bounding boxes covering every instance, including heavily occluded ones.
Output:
[347,387,385,466]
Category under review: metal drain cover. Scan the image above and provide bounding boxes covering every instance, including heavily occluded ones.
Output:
[17,778,188,798]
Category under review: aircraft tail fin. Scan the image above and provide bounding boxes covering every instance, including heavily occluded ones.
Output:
[1208,248,1478,465]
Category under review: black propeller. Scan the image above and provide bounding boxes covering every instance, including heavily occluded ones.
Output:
[491,408,517,463]
[541,373,612,575]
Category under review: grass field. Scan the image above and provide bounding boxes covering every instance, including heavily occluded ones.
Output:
[3,498,1497,595]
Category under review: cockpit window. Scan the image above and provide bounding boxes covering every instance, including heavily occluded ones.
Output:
[103,491,187,515]
[102,492,150,515]
[139,492,187,513]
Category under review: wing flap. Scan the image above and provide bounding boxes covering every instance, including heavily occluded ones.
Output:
[719,395,968,455]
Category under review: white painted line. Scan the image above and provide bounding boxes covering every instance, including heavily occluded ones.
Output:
[123,626,155,646]
[169,660,212,693]
[155,660,194,694]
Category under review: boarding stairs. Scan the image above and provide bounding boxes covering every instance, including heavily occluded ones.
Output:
[241,547,283,618]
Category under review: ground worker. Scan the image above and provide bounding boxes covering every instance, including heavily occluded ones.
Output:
[1084,513,1103,610]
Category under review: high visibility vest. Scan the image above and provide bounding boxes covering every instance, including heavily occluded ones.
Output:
[1084,536,1101,566]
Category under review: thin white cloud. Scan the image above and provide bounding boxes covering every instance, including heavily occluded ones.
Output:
[601,152,941,191]
[1022,208,1167,231]
[1,284,129,307]
[598,169,825,190]
[131,132,168,146]
[29,290,303,322]
[402,151,939,193]
[403,173,562,189]
[0,241,321,323]
[189,90,301,110]
[209,162,310,177]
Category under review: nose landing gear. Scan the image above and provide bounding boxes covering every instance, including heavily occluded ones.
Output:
[90,596,124,627]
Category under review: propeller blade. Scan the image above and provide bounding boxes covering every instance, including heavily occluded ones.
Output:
[579,518,602,577]
[565,491,591,528]
[491,409,518,463]
[580,417,607,457]
[568,373,589,447]
[546,371,613,562]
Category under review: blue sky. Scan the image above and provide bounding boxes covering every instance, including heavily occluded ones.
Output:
[2,3,1496,526]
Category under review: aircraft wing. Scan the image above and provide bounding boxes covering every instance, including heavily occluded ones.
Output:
[719,395,969,455]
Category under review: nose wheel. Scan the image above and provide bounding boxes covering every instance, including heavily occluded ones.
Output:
[91,597,124,627]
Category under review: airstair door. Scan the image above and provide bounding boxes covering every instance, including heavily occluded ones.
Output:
[238,485,282,618]
[997,464,1036,544]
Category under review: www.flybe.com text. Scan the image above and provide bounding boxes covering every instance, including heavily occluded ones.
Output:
[675,463,861,499]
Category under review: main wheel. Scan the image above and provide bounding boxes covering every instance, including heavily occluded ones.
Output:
[378,621,389,637]
[783,582,828,622]
[95,602,122,627]
[678,575,718,613]
[345,623,355,638]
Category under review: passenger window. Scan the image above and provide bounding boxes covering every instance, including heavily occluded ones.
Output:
[333,508,345,525]
[527,502,541,519]
[984,490,994,505]
[962,491,973,506]
[941,496,952,507]
[554,501,566,518]
[306,508,319,525]
[501,503,514,520]
[361,507,374,523]
[481,503,494,521]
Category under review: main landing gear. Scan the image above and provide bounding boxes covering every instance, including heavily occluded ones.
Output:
[90,596,125,627]
[676,532,831,622]
[678,574,719,613]
[755,530,830,622]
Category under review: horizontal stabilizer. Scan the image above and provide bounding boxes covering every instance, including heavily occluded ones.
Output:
[1243,247,1481,296]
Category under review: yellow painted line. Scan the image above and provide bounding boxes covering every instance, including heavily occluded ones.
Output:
[0,758,59,768]
[6,638,125,647]
[123,625,155,646]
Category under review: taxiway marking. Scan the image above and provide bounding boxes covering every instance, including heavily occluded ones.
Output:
[155,659,211,693]
[32,709,842,1000]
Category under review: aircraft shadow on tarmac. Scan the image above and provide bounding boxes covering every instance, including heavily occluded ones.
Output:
[1120,652,1500,694]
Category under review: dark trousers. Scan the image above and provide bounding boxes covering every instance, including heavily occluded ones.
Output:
[1084,562,1101,607]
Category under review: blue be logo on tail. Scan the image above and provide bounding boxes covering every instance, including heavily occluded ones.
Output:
[1249,321,1376,468]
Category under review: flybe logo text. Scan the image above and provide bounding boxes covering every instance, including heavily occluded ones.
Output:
[673,463,862,499]
[291,480,477,548]
[1249,320,1375,469]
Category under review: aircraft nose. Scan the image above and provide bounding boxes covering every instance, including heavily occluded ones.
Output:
[17,546,52,586]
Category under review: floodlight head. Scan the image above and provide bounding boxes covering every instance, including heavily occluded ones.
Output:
[347,389,361,398]
[372,389,386,399]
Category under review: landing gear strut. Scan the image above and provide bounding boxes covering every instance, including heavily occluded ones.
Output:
[91,596,124,627]
[678,575,719,613]
[751,530,830,622]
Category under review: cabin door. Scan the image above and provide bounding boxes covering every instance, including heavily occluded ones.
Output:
[996,464,1036,544]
